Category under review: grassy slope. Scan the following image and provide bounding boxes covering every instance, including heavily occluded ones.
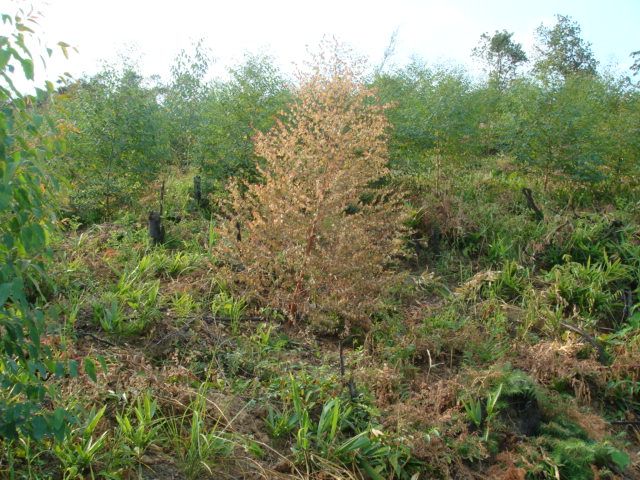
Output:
[3,159,639,479]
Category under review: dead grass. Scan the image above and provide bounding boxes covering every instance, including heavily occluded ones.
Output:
[512,339,604,404]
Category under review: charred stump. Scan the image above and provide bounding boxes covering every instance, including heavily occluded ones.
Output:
[148,211,165,245]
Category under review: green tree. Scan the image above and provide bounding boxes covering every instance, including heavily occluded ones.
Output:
[501,75,614,188]
[594,75,640,191]
[1,8,74,441]
[472,30,528,90]
[630,50,640,76]
[374,62,485,176]
[200,54,290,185]
[56,62,168,221]
[533,14,598,80]
[163,40,213,166]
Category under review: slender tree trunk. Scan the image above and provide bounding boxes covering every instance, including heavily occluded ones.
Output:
[288,219,319,323]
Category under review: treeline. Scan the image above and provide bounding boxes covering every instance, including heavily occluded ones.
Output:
[49,52,290,222]
[44,14,640,223]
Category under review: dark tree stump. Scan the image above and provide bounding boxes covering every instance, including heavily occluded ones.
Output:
[148,211,165,245]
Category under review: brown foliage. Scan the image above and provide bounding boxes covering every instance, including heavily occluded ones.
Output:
[216,40,406,331]
[512,339,604,404]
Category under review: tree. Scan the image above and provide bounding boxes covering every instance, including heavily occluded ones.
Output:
[594,75,640,190]
[472,30,528,90]
[163,40,213,166]
[502,75,614,188]
[1,8,75,441]
[374,61,486,174]
[631,50,640,76]
[200,54,290,184]
[55,62,169,221]
[216,41,405,331]
[533,14,598,80]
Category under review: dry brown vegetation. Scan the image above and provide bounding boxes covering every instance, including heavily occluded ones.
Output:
[215,40,406,332]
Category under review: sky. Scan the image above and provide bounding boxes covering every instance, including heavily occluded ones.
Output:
[8,0,640,83]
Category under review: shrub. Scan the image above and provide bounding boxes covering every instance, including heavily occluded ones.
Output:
[200,53,291,184]
[216,40,406,331]
[55,63,168,222]
[0,8,73,441]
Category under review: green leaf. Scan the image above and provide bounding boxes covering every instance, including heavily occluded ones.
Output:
[58,42,70,59]
[96,354,108,374]
[31,113,43,129]
[245,439,264,458]
[359,459,385,480]
[334,431,371,456]
[84,358,97,382]
[68,359,78,377]
[30,415,48,441]
[21,58,33,80]
[86,406,106,434]
[609,449,630,470]
[16,24,34,34]
[0,282,12,305]
[52,408,65,430]
[51,408,68,442]
[54,361,65,379]
[329,398,339,440]
[0,50,10,70]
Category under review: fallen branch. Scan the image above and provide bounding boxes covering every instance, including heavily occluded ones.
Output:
[202,315,267,324]
[560,321,609,365]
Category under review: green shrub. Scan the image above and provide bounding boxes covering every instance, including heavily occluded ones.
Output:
[0,8,79,441]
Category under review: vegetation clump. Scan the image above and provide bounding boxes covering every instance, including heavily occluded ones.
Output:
[216,40,406,331]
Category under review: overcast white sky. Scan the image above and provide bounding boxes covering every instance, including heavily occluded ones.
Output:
[9,0,640,82]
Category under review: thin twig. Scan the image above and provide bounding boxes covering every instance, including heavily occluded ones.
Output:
[338,340,346,376]
[621,290,634,324]
[609,420,640,425]
[339,341,358,400]
[77,331,119,348]
[522,187,544,222]
[201,315,267,324]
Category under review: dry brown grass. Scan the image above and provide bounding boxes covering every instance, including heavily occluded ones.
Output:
[512,338,604,404]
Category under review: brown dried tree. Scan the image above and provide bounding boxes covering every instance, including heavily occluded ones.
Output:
[216,40,406,331]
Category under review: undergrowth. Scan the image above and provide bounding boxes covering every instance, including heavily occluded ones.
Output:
[1,161,638,479]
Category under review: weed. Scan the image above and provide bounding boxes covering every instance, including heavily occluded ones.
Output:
[114,391,165,463]
[548,252,629,327]
[211,291,246,335]
[165,388,241,479]
[170,291,199,317]
[462,383,503,442]
[53,406,108,479]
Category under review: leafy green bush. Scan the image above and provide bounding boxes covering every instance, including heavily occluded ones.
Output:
[0,8,76,441]
[54,63,169,222]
